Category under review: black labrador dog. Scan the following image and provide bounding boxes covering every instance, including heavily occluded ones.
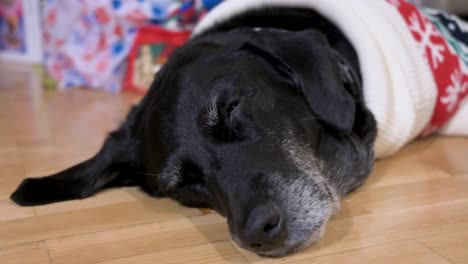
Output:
[11,8,377,257]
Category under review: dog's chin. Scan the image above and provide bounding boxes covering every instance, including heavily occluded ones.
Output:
[236,225,327,258]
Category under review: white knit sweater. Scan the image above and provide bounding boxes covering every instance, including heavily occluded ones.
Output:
[192,0,468,158]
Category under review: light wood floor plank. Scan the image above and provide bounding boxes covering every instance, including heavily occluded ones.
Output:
[362,137,468,190]
[287,240,451,264]
[0,243,50,264]
[1,62,467,264]
[46,214,229,264]
[0,165,25,199]
[0,199,201,248]
[0,199,35,221]
[34,188,143,216]
[336,177,468,218]
[417,229,468,264]
[95,241,247,264]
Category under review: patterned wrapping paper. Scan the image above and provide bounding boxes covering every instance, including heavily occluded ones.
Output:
[42,0,223,93]
[0,0,24,52]
[125,24,191,93]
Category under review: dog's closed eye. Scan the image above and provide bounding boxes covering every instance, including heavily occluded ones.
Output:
[227,100,240,118]
[201,97,244,143]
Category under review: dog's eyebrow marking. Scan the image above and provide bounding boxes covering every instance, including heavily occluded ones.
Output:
[204,95,220,129]
[281,133,340,210]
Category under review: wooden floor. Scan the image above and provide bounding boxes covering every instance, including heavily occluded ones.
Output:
[1,63,468,264]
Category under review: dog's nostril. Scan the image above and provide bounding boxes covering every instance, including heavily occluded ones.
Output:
[264,223,275,232]
[240,201,286,252]
[263,215,280,233]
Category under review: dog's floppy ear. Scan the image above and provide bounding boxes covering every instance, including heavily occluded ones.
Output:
[10,102,145,206]
[242,29,356,134]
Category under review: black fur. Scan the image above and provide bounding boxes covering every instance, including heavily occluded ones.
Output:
[11,7,377,257]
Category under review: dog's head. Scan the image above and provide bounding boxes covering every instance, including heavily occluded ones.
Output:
[137,28,377,257]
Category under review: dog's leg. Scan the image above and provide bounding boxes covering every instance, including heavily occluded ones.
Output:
[10,105,143,206]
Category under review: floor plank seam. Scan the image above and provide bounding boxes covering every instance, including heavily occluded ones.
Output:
[31,217,228,247]
[414,239,455,264]
[0,240,49,252]
[85,239,241,264]
[41,241,54,264]
[411,224,468,241]
[335,197,468,223]
[0,214,205,248]
[281,239,418,263]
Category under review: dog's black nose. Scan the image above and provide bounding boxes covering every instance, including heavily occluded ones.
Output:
[241,201,286,252]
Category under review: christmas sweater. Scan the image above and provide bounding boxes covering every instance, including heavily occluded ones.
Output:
[192,0,468,158]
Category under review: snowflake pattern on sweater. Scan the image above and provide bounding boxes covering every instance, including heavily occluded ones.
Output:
[387,0,468,135]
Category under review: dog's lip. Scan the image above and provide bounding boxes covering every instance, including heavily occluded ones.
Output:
[234,224,327,257]
[255,247,292,258]
[251,239,313,258]
[236,242,290,258]
[234,237,294,258]
[231,234,282,256]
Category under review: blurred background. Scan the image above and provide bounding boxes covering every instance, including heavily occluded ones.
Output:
[0,0,466,94]
[0,0,224,94]
[414,0,468,13]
